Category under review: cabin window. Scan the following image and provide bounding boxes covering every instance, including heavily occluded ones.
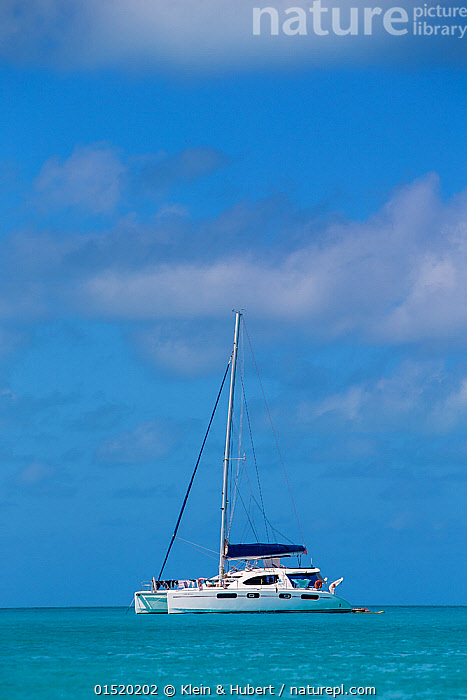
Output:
[217,593,237,598]
[247,592,260,598]
[287,573,320,589]
[279,593,291,599]
[244,575,279,586]
[301,594,319,600]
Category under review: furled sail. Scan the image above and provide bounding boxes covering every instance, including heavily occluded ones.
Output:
[226,542,306,561]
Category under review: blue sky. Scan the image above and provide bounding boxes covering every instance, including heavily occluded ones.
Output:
[0,1,466,607]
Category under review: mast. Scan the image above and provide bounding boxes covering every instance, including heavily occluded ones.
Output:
[219,311,241,580]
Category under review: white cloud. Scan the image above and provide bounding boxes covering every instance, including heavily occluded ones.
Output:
[377,253,467,342]
[32,144,228,214]
[79,173,467,344]
[299,385,368,421]
[11,461,76,496]
[444,379,467,412]
[0,0,461,72]
[297,359,448,430]
[432,377,467,430]
[82,258,324,320]
[97,420,175,464]
[135,326,226,376]
[0,0,293,70]
[133,147,229,189]
[34,144,125,214]
[1,168,466,348]
[15,462,56,486]
[0,328,24,357]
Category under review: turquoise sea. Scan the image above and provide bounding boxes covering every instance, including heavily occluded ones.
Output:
[1,607,465,700]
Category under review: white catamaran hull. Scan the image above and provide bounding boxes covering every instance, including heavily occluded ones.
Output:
[167,589,351,614]
[134,591,168,613]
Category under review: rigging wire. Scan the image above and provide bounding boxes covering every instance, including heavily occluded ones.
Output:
[226,344,248,538]
[176,537,218,555]
[241,376,270,543]
[227,452,245,539]
[232,477,294,545]
[243,319,306,548]
[228,415,287,544]
[157,359,231,581]
[236,487,260,541]
[228,410,265,542]
[176,537,219,560]
[241,490,295,544]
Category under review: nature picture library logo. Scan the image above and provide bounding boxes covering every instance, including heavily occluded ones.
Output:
[252,1,467,38]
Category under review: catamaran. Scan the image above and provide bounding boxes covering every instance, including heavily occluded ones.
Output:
[134,312,351,614]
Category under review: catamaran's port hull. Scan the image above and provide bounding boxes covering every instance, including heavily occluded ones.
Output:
[135,591,168,613]
[166,590,352,614]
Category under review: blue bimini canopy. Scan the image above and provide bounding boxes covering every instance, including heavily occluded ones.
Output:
[226,543,306,561]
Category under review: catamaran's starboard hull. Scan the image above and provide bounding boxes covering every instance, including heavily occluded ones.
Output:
[167,590,352,614]
[135,591,168,613]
